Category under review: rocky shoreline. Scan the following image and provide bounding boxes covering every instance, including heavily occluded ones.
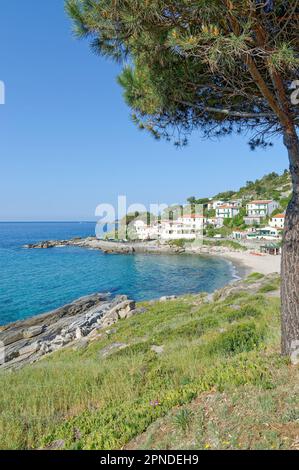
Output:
[24,236,241,255]
[24,237,186,254]
[0,293,136,370]
[0,270,280,371]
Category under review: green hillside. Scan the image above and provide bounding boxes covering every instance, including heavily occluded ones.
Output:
[233,171,291,201]
[191,170,292,210]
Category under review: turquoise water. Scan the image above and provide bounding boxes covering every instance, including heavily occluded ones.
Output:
[0,222,236,325]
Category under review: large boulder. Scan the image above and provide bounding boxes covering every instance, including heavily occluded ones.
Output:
[23,326,45,339]
[19,341,40,357]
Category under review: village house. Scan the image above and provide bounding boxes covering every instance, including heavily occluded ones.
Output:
[133,215,205,241]
[246,226,281,240]
[208,199,241,211]
[229,200,242,207]
[269,213,285,230]
[216,205,240,219]
[232,229,247,240]
[243,215,263,226]
[232,227,257,240]
[207,200,226,210]
[134,220,158,240]
[246,200,279,217]
[206,217,220,227]
[159,221,199,240]
[133,200,283,242]
[177,214,207,228]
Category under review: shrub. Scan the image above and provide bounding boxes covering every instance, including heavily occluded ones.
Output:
[259,283,279,293]
[173,408,193,433]
[225,305,262,322]
[224,291,250,304]
[168,239,188,248]
[159,316,219,341]
[247,272,265,281]
[210,322,263,356]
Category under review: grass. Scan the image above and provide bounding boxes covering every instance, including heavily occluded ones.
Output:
[259,282,280,293]
[245,272,265,283]
[173,408,193,434]
[127,370,299,450]
[0,273,296,450]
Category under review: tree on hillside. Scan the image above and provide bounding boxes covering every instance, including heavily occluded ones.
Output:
[187,196,210,213]
[196,197,210,205]
[66,0,299,356]
[213,190,236,201]
[187,196,197,206]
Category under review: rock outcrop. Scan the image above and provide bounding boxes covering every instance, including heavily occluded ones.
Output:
[24,238,186,254]
[208,272,280,302]
[0,293,135,370]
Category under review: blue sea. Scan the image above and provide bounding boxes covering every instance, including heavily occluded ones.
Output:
[0,222,237,325]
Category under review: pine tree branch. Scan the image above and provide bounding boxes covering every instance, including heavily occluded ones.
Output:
[221,0,291,129]
[176,100,274,119]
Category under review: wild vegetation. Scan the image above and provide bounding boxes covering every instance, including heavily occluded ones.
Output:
[0,273,297,450]
[211,170,292,205]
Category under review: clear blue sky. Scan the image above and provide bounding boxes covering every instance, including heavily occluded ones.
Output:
[0,0,289,221]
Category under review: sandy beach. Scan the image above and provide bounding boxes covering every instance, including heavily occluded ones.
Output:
[217,250,281,276]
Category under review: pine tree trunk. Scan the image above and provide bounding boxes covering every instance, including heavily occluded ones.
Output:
[281,129,299,356]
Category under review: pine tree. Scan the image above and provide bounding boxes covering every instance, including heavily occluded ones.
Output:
[66,0,299,356]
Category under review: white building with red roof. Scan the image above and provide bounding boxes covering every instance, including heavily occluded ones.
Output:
[177,214,207,228]
[134,214,206,241]
[208,200,226,210]
[269,213,285,229]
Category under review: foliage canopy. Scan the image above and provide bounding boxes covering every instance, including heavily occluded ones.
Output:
[66,0,299,147]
